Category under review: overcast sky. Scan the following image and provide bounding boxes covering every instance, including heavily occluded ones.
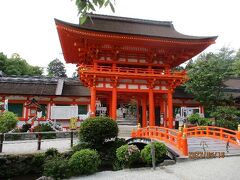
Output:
[0,0,240,76]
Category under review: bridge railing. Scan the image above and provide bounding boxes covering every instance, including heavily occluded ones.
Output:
[131,126,188,156]
[184,126,240,145]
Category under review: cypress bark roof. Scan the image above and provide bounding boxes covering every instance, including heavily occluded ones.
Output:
[0,76,90,97]
[55,14,217,40]
[0,76,191,98]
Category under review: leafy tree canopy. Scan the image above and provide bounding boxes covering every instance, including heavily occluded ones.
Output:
[47,58,67,77]
[232,49,240,76]
[184,47,238,112]
[0,52,43,76]
[74,0,115,24]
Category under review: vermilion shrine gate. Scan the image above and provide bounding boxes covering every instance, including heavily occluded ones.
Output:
[55,14,217,128]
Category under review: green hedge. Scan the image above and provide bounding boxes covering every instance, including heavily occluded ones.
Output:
[116,144,140,168]
[68,149,101,175]
[188,113,212,126]
[79,116,118,149]
[33,123,56,139]
[45,148,59,158]
[0,153,45,178]
[43,156,71,179]
[0,111,18,133]
[141,142,167,165]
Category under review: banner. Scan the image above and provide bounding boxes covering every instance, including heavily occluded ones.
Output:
[51,106,78,119]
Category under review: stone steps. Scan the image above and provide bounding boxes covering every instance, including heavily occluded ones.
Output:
[117,117,137,126]
[118,125,137,138]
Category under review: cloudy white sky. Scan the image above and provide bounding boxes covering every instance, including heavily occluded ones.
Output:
[0,0,240,76]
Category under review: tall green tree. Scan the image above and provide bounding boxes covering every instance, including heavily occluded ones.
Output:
[0,52,43,76]
[47,59,67,77]
[184,47,235,112]
[232,49,240,76]
[74,0,115,24]
[0,52,7,73]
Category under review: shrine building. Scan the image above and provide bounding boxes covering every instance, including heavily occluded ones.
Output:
[55,14,217,128]
[0,76,201,128]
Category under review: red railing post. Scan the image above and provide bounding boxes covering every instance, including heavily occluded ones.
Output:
[137,128,141,137]
[195,127,197,136]
[183,124,187,135]
[237,125,240,141]
[206,126,209,137]
[131,129,136,138]
[177,131,183,149]
[165,129,169,141]
[182,132,188,156]
[177,126,183,148]
[220,128,223,140]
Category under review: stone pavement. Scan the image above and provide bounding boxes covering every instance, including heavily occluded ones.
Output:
[70,156,240,180]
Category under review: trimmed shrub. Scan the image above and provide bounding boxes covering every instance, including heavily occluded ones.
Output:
[79,116,118,149]
[188,113,212,126]
[68,149,101,175]
[141,142,167,165]
[31,153,45,173]
[45,148,59,158]
[34,123,56,139]
[188,113,201,124]
[97,138,127,169]
[0,154,44,178]
[72,141,91,153]
[0,111,18,133]
[43,156,71,179]
[116,144,140,168]
[198,118,212,126]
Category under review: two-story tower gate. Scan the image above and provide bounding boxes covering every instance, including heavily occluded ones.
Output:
[55,14,217,128]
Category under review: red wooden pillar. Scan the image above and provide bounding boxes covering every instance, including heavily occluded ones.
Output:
[108,97,112,117]
[136,98,141,124]
[25,97,29,120]
[149,88,155,126]
[163,98,167,127]
[159,97,164,126]
[90,86,96,117]
[168,90,173,128]
[141,96,147,127]
[111,87,117,120]
[200,105,204,115]
[47,98,54,120]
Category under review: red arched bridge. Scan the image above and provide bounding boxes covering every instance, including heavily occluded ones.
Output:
[131,126,240,158]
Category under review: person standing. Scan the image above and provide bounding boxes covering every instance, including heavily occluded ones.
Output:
[122,107,127,119]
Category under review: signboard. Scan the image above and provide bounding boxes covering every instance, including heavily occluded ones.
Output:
[51,106,78,119]
[70,117,77,129]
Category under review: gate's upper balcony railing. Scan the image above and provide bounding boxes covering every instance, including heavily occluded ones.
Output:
[79,65,187,79]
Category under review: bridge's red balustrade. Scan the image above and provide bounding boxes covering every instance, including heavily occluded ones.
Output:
[131,126,240,156]
[184,126,240,145]
[131,126,188,156]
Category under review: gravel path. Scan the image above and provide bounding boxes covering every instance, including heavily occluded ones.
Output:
[70,156,240,180]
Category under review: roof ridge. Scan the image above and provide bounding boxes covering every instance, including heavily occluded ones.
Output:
[87,13,173,26]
